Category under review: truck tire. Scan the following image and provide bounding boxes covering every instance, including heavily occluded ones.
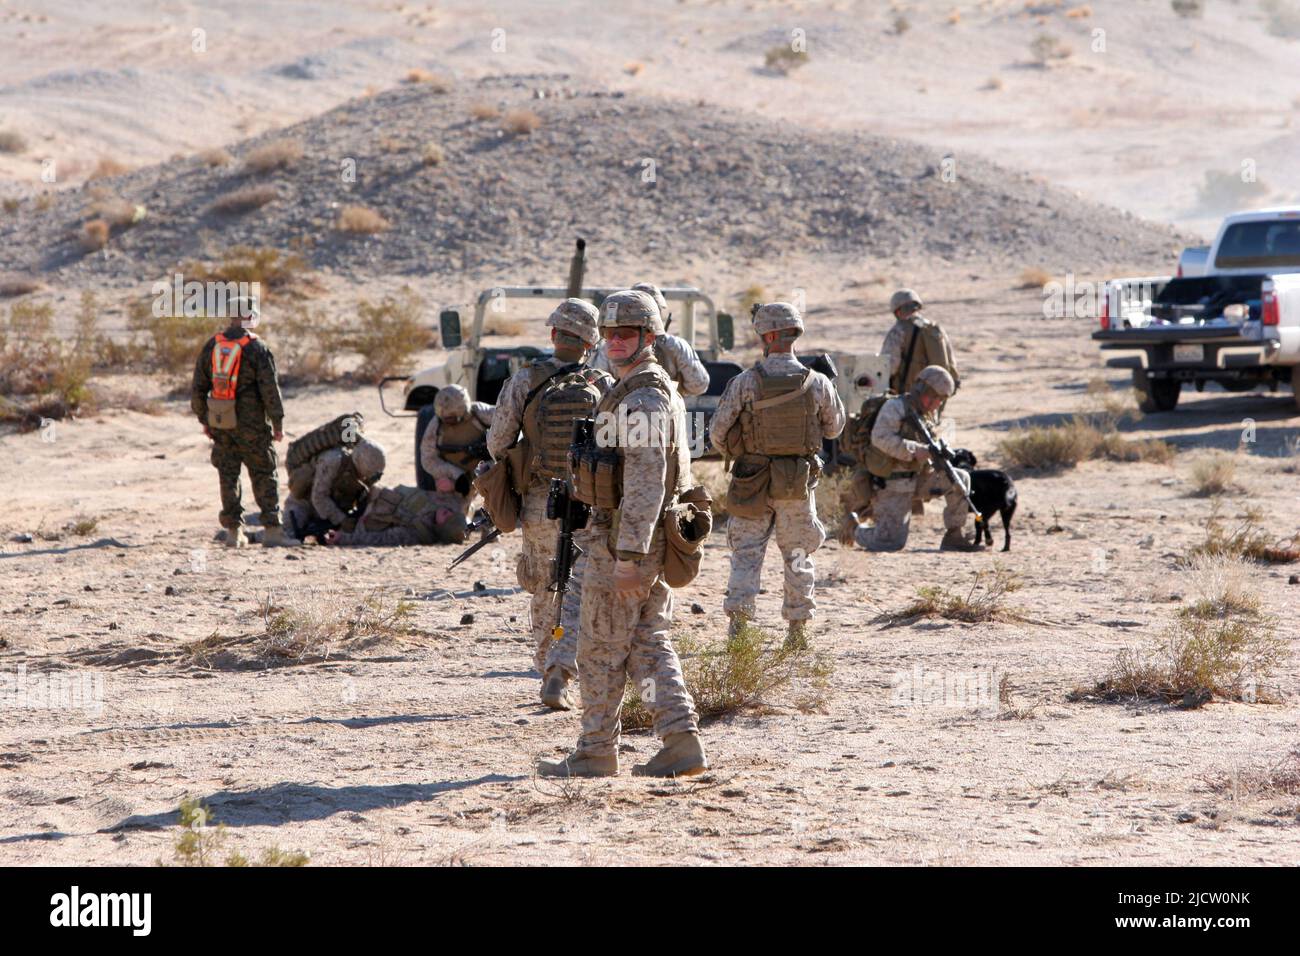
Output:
[1292,365,1300,412]
[1133,371,1180,413]
[414,403,438,490]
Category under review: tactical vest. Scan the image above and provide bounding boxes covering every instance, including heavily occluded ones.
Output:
[210,332,254,400]
[363,485,437,541]
[522,361,606,483]
[289,449,368,509]
[286,412,365,473]
[842,392,895,465]
[739,365,822,458]
[436,413,488,474]
[864,395,930,479]
[571,363,681,510]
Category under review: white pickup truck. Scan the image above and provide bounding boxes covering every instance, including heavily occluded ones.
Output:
[1093,207,1300,412]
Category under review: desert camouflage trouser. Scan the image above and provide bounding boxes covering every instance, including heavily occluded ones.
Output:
[575,529,699,758]
[210,428,280,529]
[517,486,583,678]
[724,495,827,622]
[854,467,971,552]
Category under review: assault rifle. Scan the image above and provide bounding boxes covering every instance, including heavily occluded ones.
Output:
[903,408,982,523]
[447,508,502,571]
[545,476,590,647]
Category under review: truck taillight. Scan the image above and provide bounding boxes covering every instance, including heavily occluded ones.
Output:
[1262,288,1279,326]
[1099,290,1110,330]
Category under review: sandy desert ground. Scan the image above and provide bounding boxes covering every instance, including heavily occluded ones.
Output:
[1,0,1298,867]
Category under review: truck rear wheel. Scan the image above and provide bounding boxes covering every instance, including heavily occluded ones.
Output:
[414,402,438,490]
[1292,365,1300,412]
[1133,371,1181,413]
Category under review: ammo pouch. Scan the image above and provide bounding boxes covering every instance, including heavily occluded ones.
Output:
[725,453,771,519]
[473,457,521,533]
[570,444,622,510]
[506,437,533,496]
[663,486,713,588]
[769,455,815,501]
[207,396,238,431]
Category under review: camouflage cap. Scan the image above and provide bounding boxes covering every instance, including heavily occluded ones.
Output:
[631,282,670,322]
[351,438,387,479]
[915,365,955,397]
[545,297,601,347]
[890,289,922,314]
[751,302,803,335]
[599,289,664,334]
[434,384,471,420]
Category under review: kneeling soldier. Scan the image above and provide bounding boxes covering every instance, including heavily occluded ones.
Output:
[711,302,845,649]
[854,366,982,552]
[418,384,494,515]
[539,289,707,778]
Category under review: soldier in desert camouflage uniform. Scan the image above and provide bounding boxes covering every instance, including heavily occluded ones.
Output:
[324,486,468,547]
[418,384,494,516]
[852,366,982,552]
[711,302,845,649]
[538,289,707,779]
[283,438,387,540]
[486,298,611,710]
[881,289,960,399]
[190,299,293,548]
[588,282,710,397]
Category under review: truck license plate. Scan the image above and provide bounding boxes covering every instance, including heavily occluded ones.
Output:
[1173,344,1204,363]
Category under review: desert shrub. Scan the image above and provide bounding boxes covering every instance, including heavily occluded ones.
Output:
[624,61,644,75]
[1207,751,1300,798]
[0,276,41,297]
[1262,0,1300,38]
[737,284,766,317]
[210,184,277,215]
[421,143,445,167]
[621,622,832,729]
[127,299,221,379]
[1197,169,1266,213]
[267,304,341,383]
[764,45,810,74]
[164,798,308,867]
[87,156,130,180]
[185,246,310,295]
[344,289,429,383]
[404,69,451,91]
[1178,555,1261,621]
[998,414,1173,471]
[1182,503,1300,564]
[0,300,97,426]
[337,205,391,234]
[983,75,1004,91]
[0,130,26,153]
[1187,451,1240,497]
[1019,267,1052,289]
[243,139,303,174]
[199,148,232,167]
[892,15,911,34]
[502,109,541,135]
[470,103,501,120]
[1030,33,1072,64]
[876,565,1026,625]
[1171,0,1204,18]
[2,197,19,214]
[80,219,110,252]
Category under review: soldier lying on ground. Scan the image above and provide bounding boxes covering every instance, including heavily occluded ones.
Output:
[323,485,468,546]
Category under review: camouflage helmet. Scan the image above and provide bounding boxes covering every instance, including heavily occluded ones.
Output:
[545,297,600,347]
[599,289,664,335]
[350,438,387,480]
[434,384,471,421]
[751,302,803,335]
[915,365,955,398]
[890,289,922,314]
[631,282,670,323]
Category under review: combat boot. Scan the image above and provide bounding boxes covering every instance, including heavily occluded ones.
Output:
[632,731,708,778]
[784,619,810,652]
[261,525,300,548]
[727,610,750,640]
[224,527,248,549]
[537,750,617,778]
[940,528,984,552]
[540,668,576,711]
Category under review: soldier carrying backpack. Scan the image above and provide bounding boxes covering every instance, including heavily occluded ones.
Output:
[282,413,386,544]
[483,298,613,711]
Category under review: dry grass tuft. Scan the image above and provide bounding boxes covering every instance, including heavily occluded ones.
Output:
[0,299,97,426]
[210,184,277,215]
[1018,267,1052,289]
[1187,451,1240,497]
[764,46,810,74]
[0,130,27,153]
[623,61,644,75]
[337,205,391,234]
[85,195,143,228]
[876,565,1026,626]
[421,143,445,167]
[469,103,501,120]
[87,156,130,180]
[1178,555,1262,621]
[998,411,1173,472]
[502,109,542,136]
[0,276,41,297]
[1030,33,1072,64]
[198,148,232,167]
[1207,751,1300,799]
[184,245,311,295]
[621,622,832,729]
[1182,503,1300,565]
[403,68,451,91]
[79,219,110,252]
[243,139,304,174]
[344,288,429,383]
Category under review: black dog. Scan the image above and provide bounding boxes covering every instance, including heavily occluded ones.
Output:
[950,449,1017,552]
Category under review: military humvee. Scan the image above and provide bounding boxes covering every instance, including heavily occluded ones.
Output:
[379,241,886,487]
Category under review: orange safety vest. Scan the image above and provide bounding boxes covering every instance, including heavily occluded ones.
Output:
[211,332,255,400]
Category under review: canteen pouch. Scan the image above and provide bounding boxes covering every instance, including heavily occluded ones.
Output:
[473,457,520,533]
[207,396,238,431]
[663,486,713,588]
[726,454,771,518]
